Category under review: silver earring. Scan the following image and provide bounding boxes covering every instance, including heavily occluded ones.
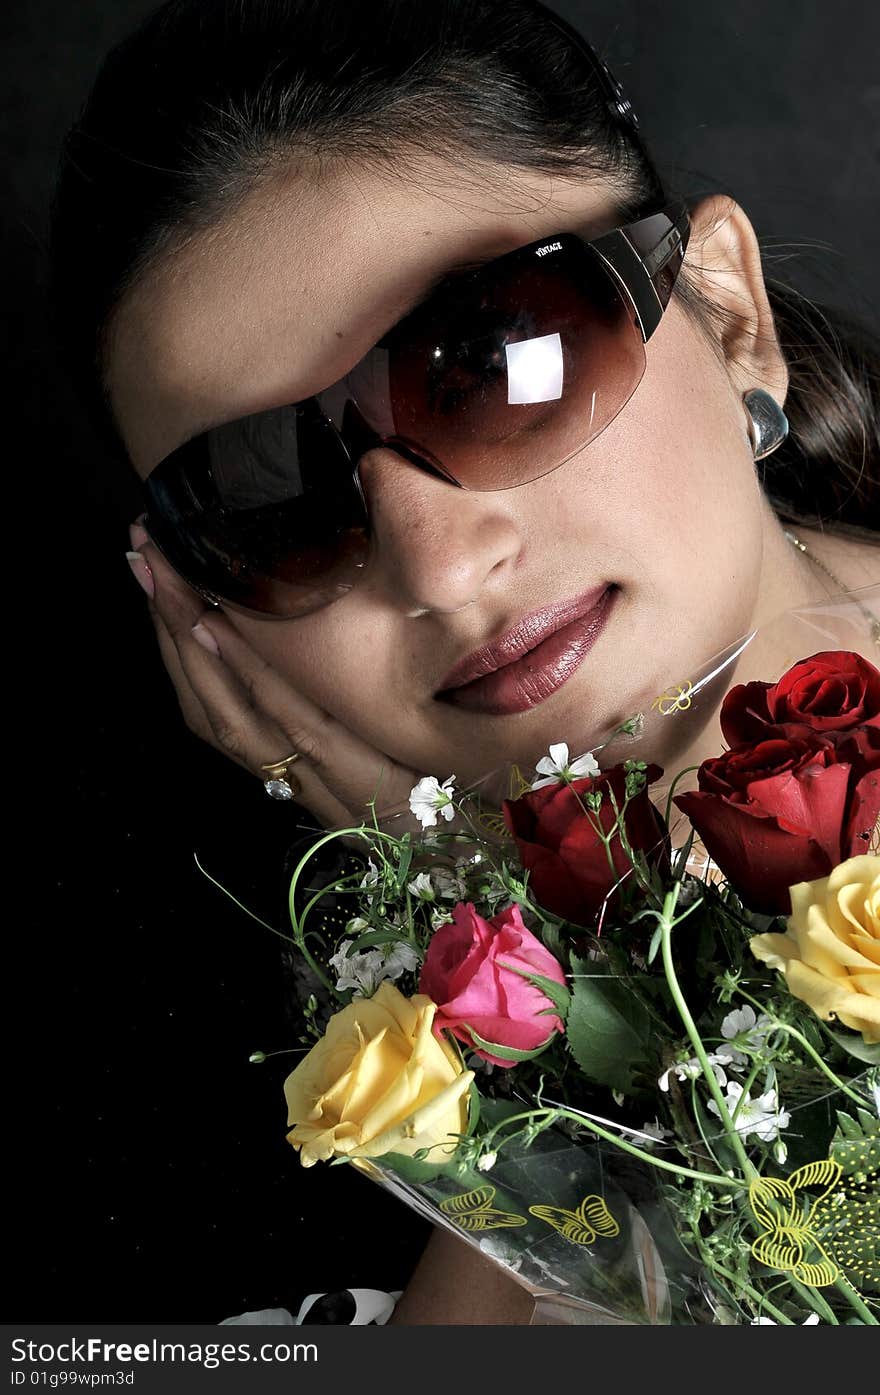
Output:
[743,388,789,460]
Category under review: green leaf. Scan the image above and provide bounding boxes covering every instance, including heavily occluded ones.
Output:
[540,919,567,964]
[826,1029,880,1067]
[465,1078,482,1137]
[465,1024,557,1063]
[671,826,695,881]
[830,1106,880,1179]
[647,925,663,965]
[349,928,411,952]
[395,846,414,891]
[565,954,652,1095]
[495,959,571,1020]
[380,1150,460,1183]
[836,1110,864,1141]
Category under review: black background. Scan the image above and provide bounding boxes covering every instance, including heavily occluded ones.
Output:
[5,1,879,1321]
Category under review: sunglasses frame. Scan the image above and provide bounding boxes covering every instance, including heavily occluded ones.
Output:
[142,197,691,617]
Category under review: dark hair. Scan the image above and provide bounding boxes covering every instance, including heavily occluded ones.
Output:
[49,0,879,535]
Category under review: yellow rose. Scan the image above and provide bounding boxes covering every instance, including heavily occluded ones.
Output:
[750,855,880,1044]
[284,981,473,1167]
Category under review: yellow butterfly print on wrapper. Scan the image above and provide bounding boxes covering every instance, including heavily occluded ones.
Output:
[529,1194,620,1246]
[471,764,533,841]
[650,680,694,717]
[439,1185,527,1233]
[748,1161,844,1287]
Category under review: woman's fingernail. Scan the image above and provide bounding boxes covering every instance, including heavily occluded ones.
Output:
[126,550,155,599]
[192,621,221,657]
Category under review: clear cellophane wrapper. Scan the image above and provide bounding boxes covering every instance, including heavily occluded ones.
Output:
[352,1104,709,1325]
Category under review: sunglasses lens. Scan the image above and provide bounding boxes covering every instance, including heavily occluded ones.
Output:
[144,227,657,617]
[340,239,646,489]
[143,403,368,617]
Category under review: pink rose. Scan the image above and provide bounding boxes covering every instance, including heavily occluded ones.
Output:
[419,902,566,1068]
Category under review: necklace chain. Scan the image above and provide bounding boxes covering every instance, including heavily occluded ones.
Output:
[784,528,880,651]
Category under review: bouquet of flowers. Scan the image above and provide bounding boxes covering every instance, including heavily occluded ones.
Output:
[251,592,880,1325]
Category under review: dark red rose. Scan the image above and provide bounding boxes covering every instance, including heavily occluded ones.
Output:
[502,763,668,926]
[675,732,879,914]
[720,649,880,747]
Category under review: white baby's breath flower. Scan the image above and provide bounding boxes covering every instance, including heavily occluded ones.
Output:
[329,942,385,996]
[406,872,435,901]
[531,742,601,790]
[659,1052,731,1092]
[752,1314,820,1326]
[382,941,420,980]
[359,860,380,890]
[477,1151,498,1173]
[344,915,370,936]
[431,867,469,902]
[458,852,483,867]
[329,938,418,997]
[409,775,457,828]
[719,1006,774,1065]
[707,1082,790,1143]
[640,1118,673,1147]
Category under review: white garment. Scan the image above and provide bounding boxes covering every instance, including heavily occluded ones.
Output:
[220,1289,400,1326]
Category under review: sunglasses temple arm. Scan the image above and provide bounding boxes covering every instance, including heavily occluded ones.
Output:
[643,203,691,300]
[591,201,691,341]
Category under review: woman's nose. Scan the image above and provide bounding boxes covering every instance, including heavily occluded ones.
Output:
[356,448,523,616]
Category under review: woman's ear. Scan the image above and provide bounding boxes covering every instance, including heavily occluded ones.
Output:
[685,193,789,409]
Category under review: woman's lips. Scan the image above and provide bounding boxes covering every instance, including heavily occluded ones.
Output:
[436,584,617,715]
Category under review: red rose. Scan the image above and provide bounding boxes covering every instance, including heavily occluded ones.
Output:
[720,650,880,747]
[419,902,566,1068]
[674,733,879,914]
[502,763,668,926]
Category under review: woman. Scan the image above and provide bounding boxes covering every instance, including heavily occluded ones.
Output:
[50,0,879,1322]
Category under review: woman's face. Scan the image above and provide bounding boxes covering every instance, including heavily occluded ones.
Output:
[107,155,789,786]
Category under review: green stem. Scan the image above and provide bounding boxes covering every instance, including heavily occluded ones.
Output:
[730,1060,762,1126]
[604,785,658,902]
[734,988,867,1107]
[482,1107,744,1191]
[691,1242,795,1325]
[288,824,366,934]
[193,852,296,944]
[572,789,621,885]
[693,1211,840,1326]
[663,765,701,833]
[297,869,373,946]
[689,1079,726,1172]
[786,1277,838,1325]
[287,824,381,993]
[658,885,756,1180]
[668,898,707,930]
[834,1276,878,1325]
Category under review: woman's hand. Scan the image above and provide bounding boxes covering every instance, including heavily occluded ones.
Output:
[127,521,423,829]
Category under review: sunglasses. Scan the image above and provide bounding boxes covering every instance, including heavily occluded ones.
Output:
[141,198,690,619]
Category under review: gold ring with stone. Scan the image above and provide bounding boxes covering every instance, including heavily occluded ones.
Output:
[259,752,303,801]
